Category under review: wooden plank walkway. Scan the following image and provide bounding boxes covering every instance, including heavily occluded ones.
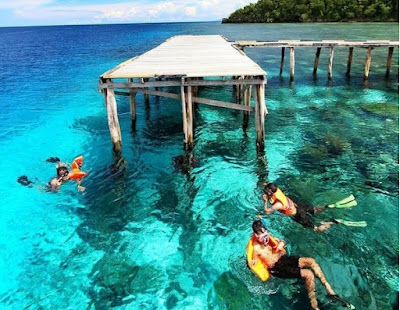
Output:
[99,35,267,153]
[103,35,266,79]
[234,39,399,81]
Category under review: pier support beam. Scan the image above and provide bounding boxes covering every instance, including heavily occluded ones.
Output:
[181,84,194,149]
[254,83,266,150]
[128,78,137,129]
[243,82,252,129]
[328,46,334,80]
[280,47,285,76]
[386,46,394,77]
[104,80,122,152]
[313,47,321,76]
[289,47,295,81]
[364,46,373,80]
[346,47,354,76]
[141,78,150,104]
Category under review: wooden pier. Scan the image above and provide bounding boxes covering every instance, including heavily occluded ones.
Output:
[99,35,267,153]
[234,40,399,81]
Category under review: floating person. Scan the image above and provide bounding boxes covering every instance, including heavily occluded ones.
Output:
[247,218,355,310]
[262,183,366,232]
[49,156,87,192]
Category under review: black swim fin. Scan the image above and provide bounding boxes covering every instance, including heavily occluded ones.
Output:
[328,294,355,309]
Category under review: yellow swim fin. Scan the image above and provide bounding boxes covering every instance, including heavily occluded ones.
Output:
[327,195,357,208]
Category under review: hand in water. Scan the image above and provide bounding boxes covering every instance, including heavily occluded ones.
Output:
[78,185,86,192]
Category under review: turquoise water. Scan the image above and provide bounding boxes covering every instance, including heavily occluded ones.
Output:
[0,22,398,309]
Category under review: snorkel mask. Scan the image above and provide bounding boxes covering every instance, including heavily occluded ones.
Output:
[56,162,69,177]
[254,230,270,246]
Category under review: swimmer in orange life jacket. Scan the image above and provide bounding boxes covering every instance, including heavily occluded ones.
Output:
[250,219,353,310]
[49,158,86,192]
[263,183,348,232]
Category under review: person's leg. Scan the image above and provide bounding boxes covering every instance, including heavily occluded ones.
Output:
[314,221,336,232]
[300,269,319,310]
[299,257,335,295]
[314,206,325,213]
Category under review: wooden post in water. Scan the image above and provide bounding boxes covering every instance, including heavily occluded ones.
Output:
[181,85,188,145]
[243,79,252,129]
[141,78,150,104]
[328,46,334,80]
[346,47,354,76]
[280,47,285,76]
[254,83,265,150]
[313,47,321,76]
[290,47,295,81]
[180,82,194,149]
[128,78,137,129]
[104,79,122,152]
[386,47,394,77]
[364,46,373,80]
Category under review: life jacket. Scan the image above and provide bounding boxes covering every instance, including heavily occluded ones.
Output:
[69,156,87,180]
[269,188,296,216]
[246,234,286,282]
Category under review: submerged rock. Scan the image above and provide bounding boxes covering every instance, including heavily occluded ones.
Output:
[209,272,252,309]
[361,102,399,119]
[323,134,348,156]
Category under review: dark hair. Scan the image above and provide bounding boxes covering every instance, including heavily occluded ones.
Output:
[252,220,265,233]
[264,182,278,194]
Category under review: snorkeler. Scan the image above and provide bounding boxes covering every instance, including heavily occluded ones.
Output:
[49,156,87,192]
[248,219,355,310]
[262,183,366,232]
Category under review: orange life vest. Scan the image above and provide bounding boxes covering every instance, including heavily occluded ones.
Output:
[69,156,87,180]
[269,188,296,216]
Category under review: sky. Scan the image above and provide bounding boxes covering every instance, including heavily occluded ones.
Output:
[0,0,257,27]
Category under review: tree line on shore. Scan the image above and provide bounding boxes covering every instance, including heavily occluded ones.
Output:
[222,0,399,23]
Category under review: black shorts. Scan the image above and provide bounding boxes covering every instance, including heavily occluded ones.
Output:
[291,205,315,229]
[270,256,301,279]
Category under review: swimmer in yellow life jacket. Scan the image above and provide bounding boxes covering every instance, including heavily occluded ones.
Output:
[263,183,363,232]
[248,219,355,310]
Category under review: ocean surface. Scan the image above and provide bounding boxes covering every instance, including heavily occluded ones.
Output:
[0,22,398,309]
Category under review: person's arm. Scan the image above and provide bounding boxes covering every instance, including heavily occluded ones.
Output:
[262,194,283,215]
[75,178,86,192]
[250,244,261,267]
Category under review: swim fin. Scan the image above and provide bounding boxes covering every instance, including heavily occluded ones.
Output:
[328,294,355,309]
[334,219,367,227]
[327,195,357,208]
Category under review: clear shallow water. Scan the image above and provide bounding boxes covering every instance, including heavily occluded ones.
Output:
[0,22,398,309]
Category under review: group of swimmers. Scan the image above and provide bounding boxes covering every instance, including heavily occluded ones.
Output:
[248,182,361,309]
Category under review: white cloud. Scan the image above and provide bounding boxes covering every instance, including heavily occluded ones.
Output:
[183,6,196,16]
[1,0,257,26]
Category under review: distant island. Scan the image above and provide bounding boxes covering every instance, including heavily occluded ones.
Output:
[222,0,399,23]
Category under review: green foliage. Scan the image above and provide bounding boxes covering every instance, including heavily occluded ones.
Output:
[222,0,399,23]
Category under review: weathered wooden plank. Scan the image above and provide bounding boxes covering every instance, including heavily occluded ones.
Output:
[101,35,267,79]
[116,88,255,112]
[99,78,266,90]
[128,78,136,129]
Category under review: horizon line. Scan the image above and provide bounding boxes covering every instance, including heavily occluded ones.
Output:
[0,20,222,29]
